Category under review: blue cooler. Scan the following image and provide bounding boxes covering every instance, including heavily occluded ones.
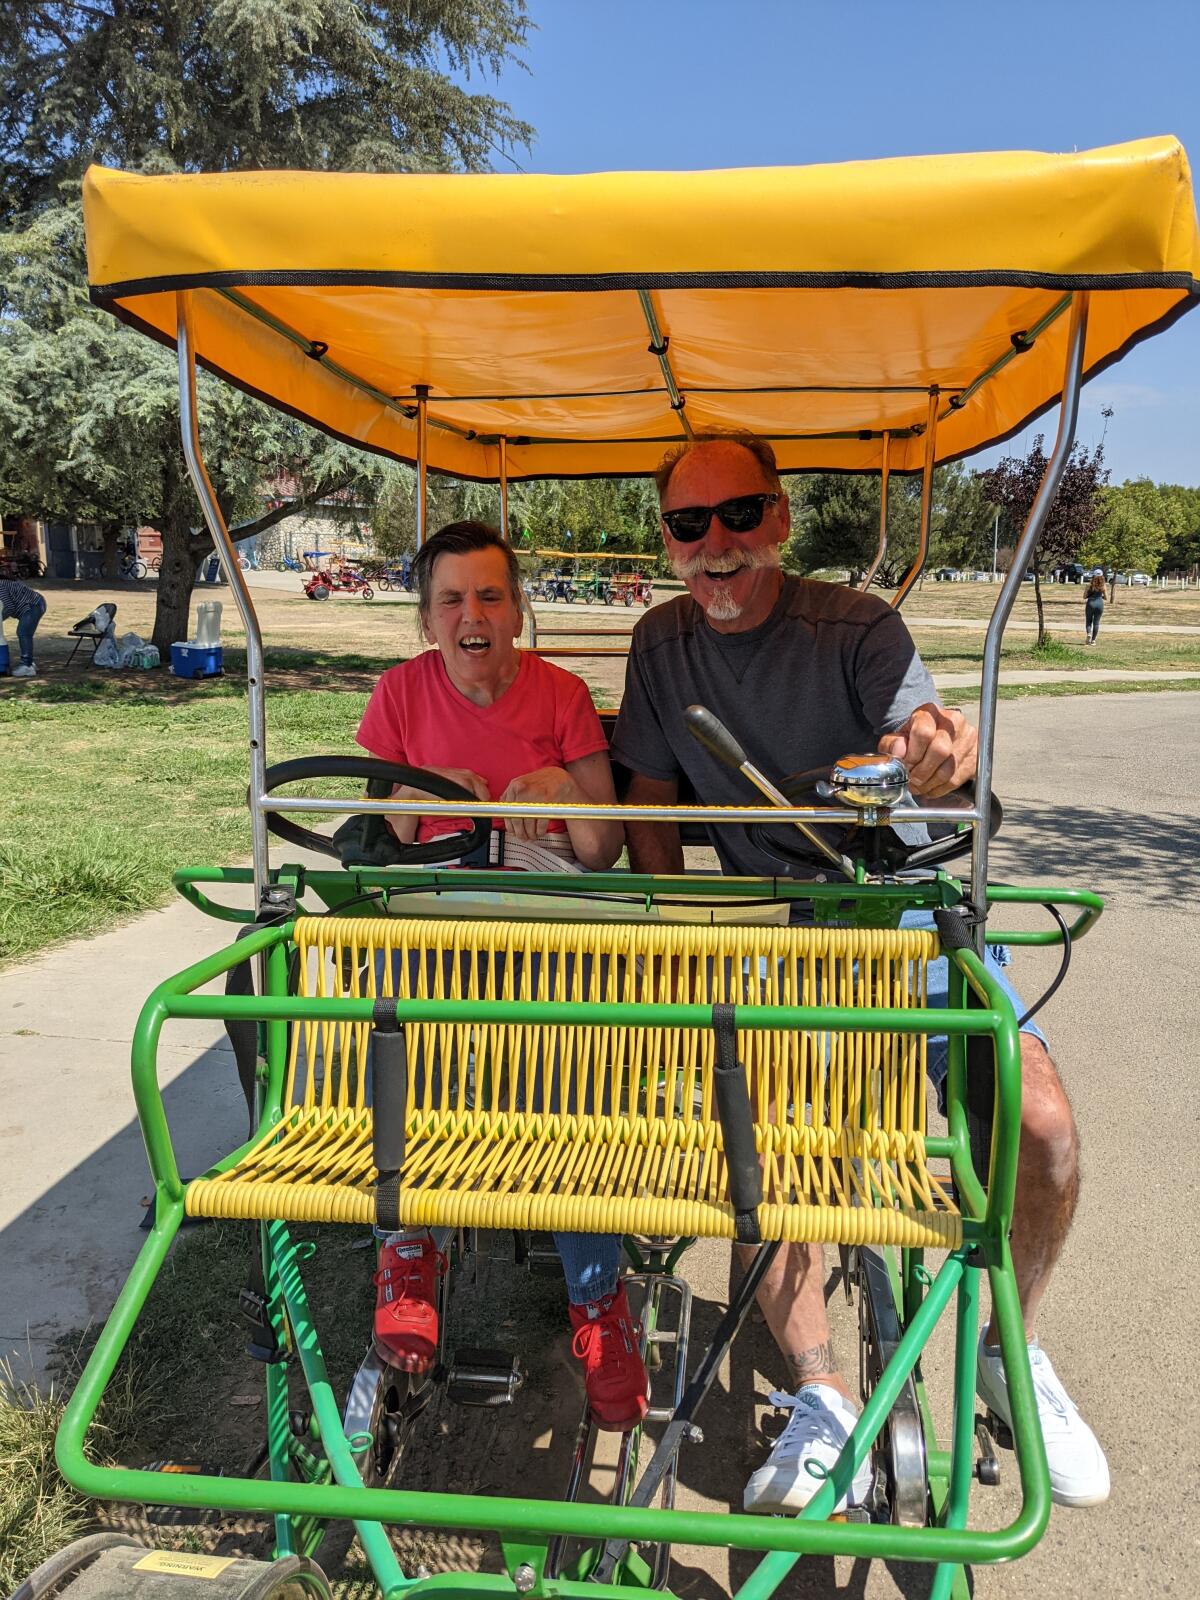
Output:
[170,642,224,679]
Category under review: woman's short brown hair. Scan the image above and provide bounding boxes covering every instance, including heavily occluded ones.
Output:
[412,521,522,622]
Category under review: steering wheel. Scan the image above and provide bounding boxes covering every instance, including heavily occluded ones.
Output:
[259,756,490,866]
[746,765,1002,876]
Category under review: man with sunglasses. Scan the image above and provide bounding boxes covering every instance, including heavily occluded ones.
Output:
[610,433,1108,1518]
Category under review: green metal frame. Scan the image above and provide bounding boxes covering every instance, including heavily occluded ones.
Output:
[171,863,1103,945]
[53,867,1089,1597]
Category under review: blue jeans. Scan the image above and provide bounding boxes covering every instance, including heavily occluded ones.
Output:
[371,947,623,1306]
[16,596,45,665]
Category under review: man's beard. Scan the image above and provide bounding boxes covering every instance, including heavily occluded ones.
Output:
[668,544,781,622]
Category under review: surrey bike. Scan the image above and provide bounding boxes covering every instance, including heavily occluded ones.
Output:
[35,138,1199,1600]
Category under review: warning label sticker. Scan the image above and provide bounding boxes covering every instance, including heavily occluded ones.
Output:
[132,1551,237,1578]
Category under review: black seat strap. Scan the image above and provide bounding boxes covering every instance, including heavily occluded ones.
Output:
[711,1003,763,1245]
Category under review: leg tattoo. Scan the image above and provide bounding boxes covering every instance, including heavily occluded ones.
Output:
[786,1340,837,1386]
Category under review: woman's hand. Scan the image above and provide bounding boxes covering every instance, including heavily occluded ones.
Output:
[498,766,577,840]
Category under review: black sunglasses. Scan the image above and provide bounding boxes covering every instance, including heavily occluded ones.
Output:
[661,492,779,543]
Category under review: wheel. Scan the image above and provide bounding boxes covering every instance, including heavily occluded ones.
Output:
[623,591,633,606]
[307,584,330,601]
[344,1347,431,1491]
[642,590,652,606]
[149,555,161,572]
[378,576,392,591]
[277,561,290,571]
[361,586,373,599]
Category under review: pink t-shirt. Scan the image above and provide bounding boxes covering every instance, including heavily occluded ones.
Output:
[356,649,609,841]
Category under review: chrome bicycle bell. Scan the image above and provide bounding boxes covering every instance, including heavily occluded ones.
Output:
[819,753,910,811]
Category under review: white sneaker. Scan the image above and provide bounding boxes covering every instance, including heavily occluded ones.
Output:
[977,1336,1109,1507]
[743,1383,874,1514]
[11,663,36,678]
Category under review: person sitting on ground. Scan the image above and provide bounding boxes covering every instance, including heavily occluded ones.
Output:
[355,519,647,1431]
[1,577,47,678]
[611,432,1109,1514]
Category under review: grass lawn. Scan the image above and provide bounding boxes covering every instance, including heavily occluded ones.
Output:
[0,671,370,964]
[2,572,1197,966]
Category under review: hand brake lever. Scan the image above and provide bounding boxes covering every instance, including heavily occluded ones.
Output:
[683,705,857,881]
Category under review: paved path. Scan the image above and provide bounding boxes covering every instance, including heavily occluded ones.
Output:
[934,667,1200,688]
[1,692,1197,1597]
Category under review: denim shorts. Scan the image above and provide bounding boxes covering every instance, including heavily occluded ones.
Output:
[897,909,1046,1096]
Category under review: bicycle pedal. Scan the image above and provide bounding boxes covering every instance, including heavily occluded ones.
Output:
[445,1347,525,1407]
[140,1460,223,1524]
[983,1407,1013,1451]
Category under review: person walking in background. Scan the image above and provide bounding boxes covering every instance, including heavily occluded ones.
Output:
[1084,572,1105,645]
[0,577,47,678]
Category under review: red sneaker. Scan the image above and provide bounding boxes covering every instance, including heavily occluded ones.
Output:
[569,1282,650,1432]
[374,1234,444,1372]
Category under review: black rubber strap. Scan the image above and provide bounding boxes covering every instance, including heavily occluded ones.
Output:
[711,1003,762,1244]
[371,998,407,1232]
[933,905,978,949]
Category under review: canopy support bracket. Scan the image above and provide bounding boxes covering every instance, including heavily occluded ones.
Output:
[638,291,694,438]
[176,292,270,903]
[860,431,891,592]
[890,392,939,609]
[970,293,1090,947]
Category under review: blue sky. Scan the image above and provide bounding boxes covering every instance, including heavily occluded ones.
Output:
[472,0,1200,486]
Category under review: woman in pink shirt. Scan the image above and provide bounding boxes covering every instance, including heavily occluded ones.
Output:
[356,521,646,1432]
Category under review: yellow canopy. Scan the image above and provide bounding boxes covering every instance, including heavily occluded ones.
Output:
[83,137,1200,479]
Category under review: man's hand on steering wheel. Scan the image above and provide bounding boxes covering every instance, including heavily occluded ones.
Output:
[877,702,978,798]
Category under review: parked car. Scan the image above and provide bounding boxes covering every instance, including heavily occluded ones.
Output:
[934,567,960,582]
[1130,572,1152,586]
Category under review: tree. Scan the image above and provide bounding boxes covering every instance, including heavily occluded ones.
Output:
[783,462,996,586]
[977,435,1108,644]
[1,199,388,651]
[1081,479,1180,600]
[1,2,531,220]
[1156,485,1200,575]
[0,2,531,647]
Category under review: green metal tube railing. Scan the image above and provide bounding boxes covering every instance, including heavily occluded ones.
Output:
[271,1221,409,1595]
[53,906,1045,1583]
[984,883,1103,943]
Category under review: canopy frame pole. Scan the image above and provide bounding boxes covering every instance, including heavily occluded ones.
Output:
[498,436,509,539]
[176,292,270,904]
[638,290,694,440]
[971,293,1089,947]
[860,430,891,591]
[415,384,429,549]
[891,392,939,610]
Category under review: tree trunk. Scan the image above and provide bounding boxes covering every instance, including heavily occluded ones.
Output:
[151,516,207,656]
[101,522,122,580]
[1033,569,1047,645]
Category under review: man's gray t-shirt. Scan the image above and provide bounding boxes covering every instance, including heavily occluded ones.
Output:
[610,575,938,877]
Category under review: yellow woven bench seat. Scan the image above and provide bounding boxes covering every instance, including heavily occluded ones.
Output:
[185,916,961,1249]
